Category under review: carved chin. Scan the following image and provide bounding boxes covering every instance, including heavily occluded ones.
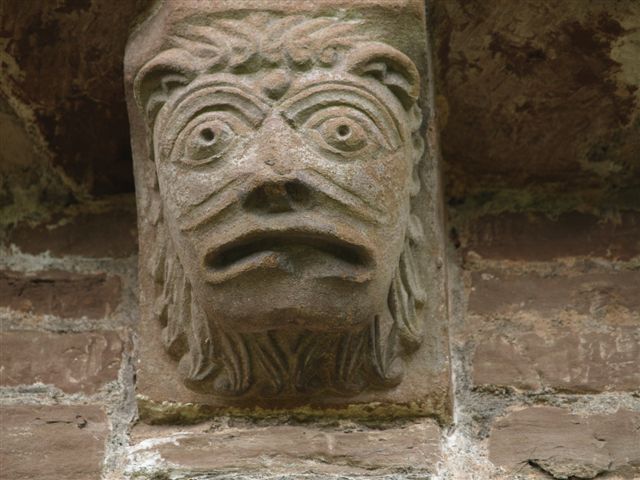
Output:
[152,216,425,399]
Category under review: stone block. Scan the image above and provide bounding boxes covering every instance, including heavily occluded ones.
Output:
[0,330,125,394]
[489,407,640,479]
[0,270,122,319]
[0,404,108,480]
[473,329,640,392]
[461,212,640,261]
[468,270,640,317]
[0,1,150,195]
[468,271,640,392]
[129,420,441,478]
[5,200,138,258]
[431,0,640,194]
[127,0,451,421]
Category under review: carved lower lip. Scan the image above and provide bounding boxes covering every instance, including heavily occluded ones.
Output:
[204,230,374,279]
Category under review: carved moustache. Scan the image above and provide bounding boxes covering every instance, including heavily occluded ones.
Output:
[175,167,388,233]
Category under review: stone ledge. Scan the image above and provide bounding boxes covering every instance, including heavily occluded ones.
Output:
[128,420,442,478]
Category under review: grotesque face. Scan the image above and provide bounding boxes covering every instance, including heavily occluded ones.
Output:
[134,14,426,398]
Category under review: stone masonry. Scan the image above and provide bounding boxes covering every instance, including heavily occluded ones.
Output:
[0,0,638,479]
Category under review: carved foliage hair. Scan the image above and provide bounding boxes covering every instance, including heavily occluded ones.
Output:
[136,14,427,397]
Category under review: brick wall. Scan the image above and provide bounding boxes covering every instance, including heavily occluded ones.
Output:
[0,200,138,479]
[446,210,640,478]
[1,0,639,478]
[1,196,637,480]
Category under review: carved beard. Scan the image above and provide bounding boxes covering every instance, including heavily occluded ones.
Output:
[149,207,426,398]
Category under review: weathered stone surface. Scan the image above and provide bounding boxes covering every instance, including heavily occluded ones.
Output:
[5,197,138,258]
[468,270,640,317]
[127,0,450,418]
[3,0,638,208]
[129,420,441,477]
[0,0,151,197]
[0,97,72,230]
[473,328,640,392]
[0,270,121,319]
[0,1,639,478]
[489,407,640,479]
[461,211,640,261]
[431,0,640,202]
[0,404,108,480]
[468,271,640,392]
[0,330,125,393]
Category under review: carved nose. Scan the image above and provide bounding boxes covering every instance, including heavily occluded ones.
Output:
[243,180,311,214]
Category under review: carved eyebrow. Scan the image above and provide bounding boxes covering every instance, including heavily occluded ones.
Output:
[280,81,403,147]
[162,82,270,129]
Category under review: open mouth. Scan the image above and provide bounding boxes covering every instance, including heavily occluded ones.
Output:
[204,230,373,279]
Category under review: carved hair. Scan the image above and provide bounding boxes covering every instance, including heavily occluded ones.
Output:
[137,14,427,397]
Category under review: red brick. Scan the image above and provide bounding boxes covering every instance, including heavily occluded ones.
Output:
[0,404,108,480]
[472,337,543,391]
[462,212,640,261]
[469,271,640,392]
[489,407,640,479]
[473,328,640,392]
[6,204,138,258]
[0,330,125,394]
[0,270,122,319]
[468,270,640,316]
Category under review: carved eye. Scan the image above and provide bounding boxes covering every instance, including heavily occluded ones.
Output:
[301,107,387,160]
[316,117,368,153]
[183,119,235,164]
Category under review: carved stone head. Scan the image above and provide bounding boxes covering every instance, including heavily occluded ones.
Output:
[126,1,450,414]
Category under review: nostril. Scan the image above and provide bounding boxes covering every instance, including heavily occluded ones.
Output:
[284,181,311,206]
[243,186,269,212]
[243,180,311,214]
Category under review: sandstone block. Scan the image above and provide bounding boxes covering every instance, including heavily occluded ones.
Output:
[0,404,108,480]
[461,212,640,261]
[129,420,441,478]
[473,329,640,392]
[6,201,138,258]
[489,407,640,479]
[0,1,149,195]
[468,271,640,392]
[431,0,640,194]
[0,330,125,394]
[127,0,451,421]
[468,270,640,317]
[0,270,122,319]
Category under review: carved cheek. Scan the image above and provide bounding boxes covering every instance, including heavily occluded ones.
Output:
[362,149,409,207]
[155,135,251,220]
[154,162,192,225]
[311,147,408,215]
[285,98,409,214]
